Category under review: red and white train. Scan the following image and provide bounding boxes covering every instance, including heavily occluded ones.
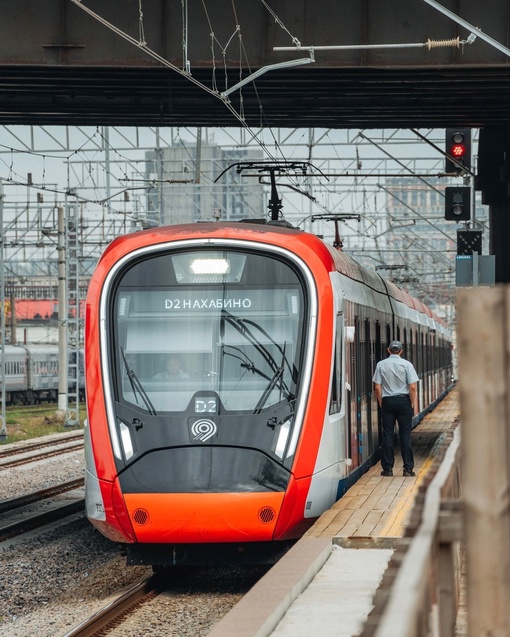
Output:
[84,220,453,566]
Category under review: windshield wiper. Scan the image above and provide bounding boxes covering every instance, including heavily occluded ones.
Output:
[254,342,294,414]
[120,347,157,416]
[222,345,271,381]
[221,311,280,376]
[221,310,296,411]
[221,310,298,384]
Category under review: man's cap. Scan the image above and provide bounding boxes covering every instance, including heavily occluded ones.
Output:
[388,340,403,352]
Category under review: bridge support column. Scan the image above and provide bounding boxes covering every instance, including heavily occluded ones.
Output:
[476,124,510,283]
[490,206,510,283]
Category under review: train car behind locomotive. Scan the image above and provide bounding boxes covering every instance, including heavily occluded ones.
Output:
[0,343,85,404]
[84,221,453,566]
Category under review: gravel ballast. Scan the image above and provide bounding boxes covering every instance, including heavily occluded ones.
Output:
[0,432,269,636]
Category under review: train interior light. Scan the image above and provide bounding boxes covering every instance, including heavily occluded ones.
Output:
[172,251,247,284]
[190,258,230,275]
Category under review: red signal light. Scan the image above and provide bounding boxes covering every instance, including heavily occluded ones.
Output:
[445,128,471,173]
[452,144,465,157]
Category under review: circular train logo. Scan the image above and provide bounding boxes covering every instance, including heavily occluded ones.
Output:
[191,419,217,442]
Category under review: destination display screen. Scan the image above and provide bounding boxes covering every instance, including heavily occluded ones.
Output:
[117,288,300,317]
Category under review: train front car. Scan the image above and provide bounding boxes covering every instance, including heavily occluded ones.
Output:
[84,223,336,566]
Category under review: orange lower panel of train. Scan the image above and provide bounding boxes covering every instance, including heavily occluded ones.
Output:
[123,491,286,543]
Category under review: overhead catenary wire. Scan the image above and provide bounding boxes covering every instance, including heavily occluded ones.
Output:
[68,0,331,209]
[68,0,328,188]
[68,0,282,166]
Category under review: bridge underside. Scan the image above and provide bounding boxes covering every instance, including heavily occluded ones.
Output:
[1,65,509,129]
[0,0,509,128]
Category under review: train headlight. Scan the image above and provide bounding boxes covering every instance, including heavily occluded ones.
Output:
[274,418,292,459]
[119,420,134,460]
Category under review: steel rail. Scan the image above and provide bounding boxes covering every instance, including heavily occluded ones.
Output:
[62,575,164,637]
[0,441,84,468]
[0,477,84,514]
[0,489,84,541]
[0,431,84,458]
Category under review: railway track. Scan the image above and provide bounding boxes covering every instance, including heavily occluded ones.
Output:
[0,432,84,468]
[63,574,165,637]
[61,563,271,637]
[0,478,85,541]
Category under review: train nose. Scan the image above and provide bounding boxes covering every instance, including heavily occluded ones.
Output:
[123,491,285,543]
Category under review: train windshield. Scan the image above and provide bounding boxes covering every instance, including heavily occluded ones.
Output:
[111,248,307,415]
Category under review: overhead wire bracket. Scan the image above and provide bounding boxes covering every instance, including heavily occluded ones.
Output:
[220,56,314,98]
[274,36,473,54]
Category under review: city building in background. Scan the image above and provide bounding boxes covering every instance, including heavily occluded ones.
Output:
[145,143,265,226]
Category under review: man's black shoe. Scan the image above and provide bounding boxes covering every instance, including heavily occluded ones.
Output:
[403,470,416,477]
[380,469,393,477]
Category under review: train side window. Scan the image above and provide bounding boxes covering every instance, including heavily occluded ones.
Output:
[329,314,343,415]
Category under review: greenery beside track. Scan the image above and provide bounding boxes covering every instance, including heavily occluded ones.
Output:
[0,404,86,444]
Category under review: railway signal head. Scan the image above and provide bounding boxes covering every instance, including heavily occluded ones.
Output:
[445,186,471,221]
[457,229,482,255]
[445,128,471,173]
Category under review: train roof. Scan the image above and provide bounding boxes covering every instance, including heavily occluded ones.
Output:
[21,344,59,355]
[321,241,446,330]
[101,220,448,333]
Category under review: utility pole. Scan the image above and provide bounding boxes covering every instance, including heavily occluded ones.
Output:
[57,206,68,417]
[0,181,6,440]
[64,202,81,427]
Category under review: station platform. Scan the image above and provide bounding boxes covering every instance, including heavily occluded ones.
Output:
[207,388,461,637]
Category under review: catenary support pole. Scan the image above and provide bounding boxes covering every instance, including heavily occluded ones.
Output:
[0,181,6,440]
[57,206,68,416]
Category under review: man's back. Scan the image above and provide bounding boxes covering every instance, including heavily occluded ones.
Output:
[373,355,418,397]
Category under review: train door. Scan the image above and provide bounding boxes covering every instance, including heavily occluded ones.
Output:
[358,317,368,464]
[431,331,437,401]
[409,329,417,411]
[345,336,354,468]
[329,313,343,416]
[374,321,383,447]
[426,332,431,405]
[421,331,427,409]
[329,312,347,468]
[351,315,361,469]
[343,304,355,471]
[363,319,374,457]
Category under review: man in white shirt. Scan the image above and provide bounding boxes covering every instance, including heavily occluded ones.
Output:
[372,340,419,478]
